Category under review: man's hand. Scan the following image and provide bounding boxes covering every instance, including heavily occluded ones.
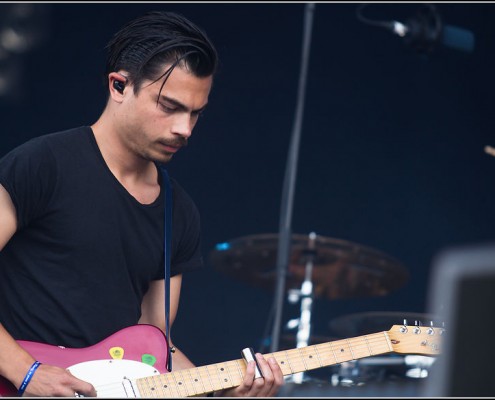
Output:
[21,364,96,397]
[217,353,284,397]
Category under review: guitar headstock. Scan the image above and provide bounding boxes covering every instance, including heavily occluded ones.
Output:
[387,324,443,356]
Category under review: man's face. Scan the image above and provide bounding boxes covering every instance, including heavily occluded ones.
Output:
[118,65,213,164]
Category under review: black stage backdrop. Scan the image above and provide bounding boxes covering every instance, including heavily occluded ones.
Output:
[0,2,493,380]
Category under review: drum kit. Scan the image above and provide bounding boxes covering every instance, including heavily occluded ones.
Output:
[209,232,437,393]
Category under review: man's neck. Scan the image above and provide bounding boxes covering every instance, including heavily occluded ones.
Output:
[90,118,160,205]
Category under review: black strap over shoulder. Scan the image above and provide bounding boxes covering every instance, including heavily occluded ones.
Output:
[159,166,173,372]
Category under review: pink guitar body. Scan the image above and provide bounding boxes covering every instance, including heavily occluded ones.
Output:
[0,324,169,397]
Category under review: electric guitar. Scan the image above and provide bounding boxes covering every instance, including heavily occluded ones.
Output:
[0,323,442,397]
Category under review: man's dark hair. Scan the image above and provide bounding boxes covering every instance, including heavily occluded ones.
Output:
[104,11,218,94]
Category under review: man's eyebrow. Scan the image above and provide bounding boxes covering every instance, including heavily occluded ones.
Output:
[159,95,208,113]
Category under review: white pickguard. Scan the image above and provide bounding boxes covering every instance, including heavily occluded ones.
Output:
[68,359,160,398]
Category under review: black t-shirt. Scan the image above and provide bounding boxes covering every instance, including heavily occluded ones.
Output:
[0,126,203,347]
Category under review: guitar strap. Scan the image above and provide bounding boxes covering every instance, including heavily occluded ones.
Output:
[159,166,173,372]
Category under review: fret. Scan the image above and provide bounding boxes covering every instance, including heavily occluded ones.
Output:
[186,366,208,395]
[346,339,356,359]
[329,340,353,363]
[224,360,243,387]
[383,332,394,352]
[283,350,295,374]
[347,337,372,359]
[297,348,309,371]
[163,372,182,397]
[364,335,373,356]
[313,344,324,368]
[307,342,334,368]
[136,376,151,398]
[278,349,306,374]
[202,364,216,393]
[233,359,245,381]
[205,363,229,391]
[140,373,180,398]
[326,341,339,364]
[328,342,342,364]
[148,375,166,398]
[297,345,322,370]
[180,369,197,397]
[170,369,189,397]
[271,351,293,375]
[364,332,392,355]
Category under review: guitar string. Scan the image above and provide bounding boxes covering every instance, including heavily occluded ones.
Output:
[261,332,432,372]
[88,331,434,396]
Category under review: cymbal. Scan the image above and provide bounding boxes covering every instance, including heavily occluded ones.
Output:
[209,233,409,299]
[328,311,438,337]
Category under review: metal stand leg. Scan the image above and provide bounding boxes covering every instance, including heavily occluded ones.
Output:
[290,232,317,383]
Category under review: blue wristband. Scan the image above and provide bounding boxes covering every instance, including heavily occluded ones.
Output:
[18,361,41,396]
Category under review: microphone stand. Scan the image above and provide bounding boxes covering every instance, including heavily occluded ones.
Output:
[270,3,316,354]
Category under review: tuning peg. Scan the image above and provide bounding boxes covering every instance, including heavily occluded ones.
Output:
[413,320,421,334]
[400,319,408,333]
[427,321,435,335]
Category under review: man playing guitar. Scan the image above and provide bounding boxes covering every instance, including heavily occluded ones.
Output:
[0,10,284,397]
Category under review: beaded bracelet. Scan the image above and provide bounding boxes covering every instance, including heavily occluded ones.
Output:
[18,361,41,396]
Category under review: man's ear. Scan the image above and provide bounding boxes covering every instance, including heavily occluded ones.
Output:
[108,72,129,100]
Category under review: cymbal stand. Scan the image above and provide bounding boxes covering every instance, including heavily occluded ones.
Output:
[288,232,317,383]
[270,2,316,355]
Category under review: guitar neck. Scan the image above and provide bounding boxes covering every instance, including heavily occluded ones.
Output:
[135,331,394,397]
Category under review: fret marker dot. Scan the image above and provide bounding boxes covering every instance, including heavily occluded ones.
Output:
[340,349,344,352]
[179,382,182,385]
[220,368,224,371]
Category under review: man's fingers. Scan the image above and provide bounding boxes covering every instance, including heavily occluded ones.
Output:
[267,357,285,396]
[72,381,97,397]
[67,370,97,397]
[252,354,277,396]
[236,360,255,395]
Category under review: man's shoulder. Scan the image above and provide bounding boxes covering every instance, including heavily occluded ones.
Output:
[35,126,92,145]
[12,126,90,151]
[0,127,91,166]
